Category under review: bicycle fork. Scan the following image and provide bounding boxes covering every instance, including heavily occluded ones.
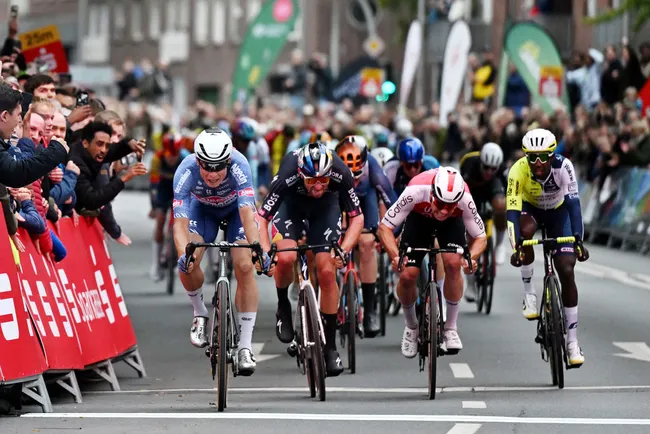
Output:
[287,281,326,359]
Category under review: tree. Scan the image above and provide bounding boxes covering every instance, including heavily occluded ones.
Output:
[584,0,650,33]
[377,0,418,43]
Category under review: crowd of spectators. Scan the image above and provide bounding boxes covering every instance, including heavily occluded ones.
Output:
[0,17,148,263]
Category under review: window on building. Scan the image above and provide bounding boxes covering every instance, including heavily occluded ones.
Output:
[113,2,126,39]
[212,0,226,45]
[179,0,190,30]
[247,0,261,22]
[131,1,144,41]
[194,0,209,45]
[149,0,161,39]
[166,0,176,31]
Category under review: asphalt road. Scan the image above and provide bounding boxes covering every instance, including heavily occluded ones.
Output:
[4,191,650,434]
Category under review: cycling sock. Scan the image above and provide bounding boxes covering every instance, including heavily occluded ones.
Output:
[362,282,376,313]
[152,241,162,265]
[445,299,460,330]
[521,263,535,295]
[277,286,289,305]
[321,312,338,350]
[496,230,506,247]
[403,303,418,329]
[187,288,209,317]
[564,306,578,343]
[237,312,257,351]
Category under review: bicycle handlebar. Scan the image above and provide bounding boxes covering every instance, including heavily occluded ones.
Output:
[397,243,472,273]
[268,240,348,268]
[184,241,265,275]
[513,233,585,267]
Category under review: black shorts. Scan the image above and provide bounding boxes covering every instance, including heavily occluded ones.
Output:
[153,182,174,211]
[272,193,342,254]
[469,175,505,211]
[400,212,467,268]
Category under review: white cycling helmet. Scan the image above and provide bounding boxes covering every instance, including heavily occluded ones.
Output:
[432,166,465,205]
[522,128,557,154]
[395,118,413,137]
[370,147,394,167]
[194,128,233,167]
[480,142,504,168]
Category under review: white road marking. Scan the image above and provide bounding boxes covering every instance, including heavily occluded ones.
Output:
[447,423,482,434]
[462,401,487,409]
[613,342,650,362]
[21,413,650,425]
[251,343,281,363]
[84,384,650,395]
[449,363,474,379]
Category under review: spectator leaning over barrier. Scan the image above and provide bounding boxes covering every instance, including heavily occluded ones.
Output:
[49,112,79,216]
[71,121,147,214]
[0,83,69,188]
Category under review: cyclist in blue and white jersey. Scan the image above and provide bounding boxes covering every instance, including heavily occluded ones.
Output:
[384,137,440,196]
[336,135,397,337]
[172,128,271,376]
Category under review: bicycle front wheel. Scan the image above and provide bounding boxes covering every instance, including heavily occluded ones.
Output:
[305,285,326,401]
[427,283,439,400]
[484,238,495,315]
[546,275,565,389]
[346,273,357,374]
[216,281,229,411]
[377,253,387,336]
[166,237,176,295]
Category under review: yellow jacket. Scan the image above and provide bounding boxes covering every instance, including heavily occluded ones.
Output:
[473,64,495,100]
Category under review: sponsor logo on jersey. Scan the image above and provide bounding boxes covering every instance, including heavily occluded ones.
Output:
[172,199,183,208]
[331,171,343,182]
[542,176,560,193]
[238,187,255,197]
[560,246,574,253]
[197,191,237,206]
[174,169,192,193]
[286,173,300,186]
[231,164,248,185]
[467,200,485,232]
[386,195,414,219]
[347,187,360,207]
[263,192,280,213]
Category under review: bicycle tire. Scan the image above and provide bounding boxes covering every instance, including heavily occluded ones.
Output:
[305,285,326,401]
[427,283,439,400]
[299,291,317,397]
[216,280,229,411]
[484,238,495,315]
[166,237,176,295]
[377,253,387,336]
[346,272,356,374]
[475,251,485,313]
[546,275,565,389]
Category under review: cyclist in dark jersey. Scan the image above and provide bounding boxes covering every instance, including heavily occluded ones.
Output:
[258,142,364,377]
[384,138,440,196]
[149,134,190,280]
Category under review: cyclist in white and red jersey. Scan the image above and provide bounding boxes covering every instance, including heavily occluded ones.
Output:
[378,167,487,357]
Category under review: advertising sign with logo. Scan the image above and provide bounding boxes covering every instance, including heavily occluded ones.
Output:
[18,25,69,73]
[539,66,563,99]
[360,67,384,97]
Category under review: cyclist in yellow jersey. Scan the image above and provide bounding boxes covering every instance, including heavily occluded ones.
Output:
[506,128,589,368]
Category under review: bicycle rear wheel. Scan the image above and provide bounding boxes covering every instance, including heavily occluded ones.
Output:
[346,273,356,374]
[305,286,326,401]
[546,275,564,389]
[377,253,387,336]
[427,283,439,400]
[484,238,495,315]
[475,252,485,313]
[216,281,229,411]
[166,236,176,295]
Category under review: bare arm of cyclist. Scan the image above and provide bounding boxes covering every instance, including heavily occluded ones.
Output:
[378,222,400,269]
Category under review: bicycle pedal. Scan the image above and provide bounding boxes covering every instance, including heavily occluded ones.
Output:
[204,348,211,358]
[287,341,298,357]
[534,335,544,345]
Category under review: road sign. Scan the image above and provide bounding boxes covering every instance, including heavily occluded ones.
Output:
[363,35,385,58]
[18,25,69,73]
[360,67,384,97]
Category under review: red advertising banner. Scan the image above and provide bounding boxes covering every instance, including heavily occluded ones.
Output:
[18,25,69,74]
[0,218,47,382]
[51,220,119,365]
[79,218,137,354]
[17,228,83,370]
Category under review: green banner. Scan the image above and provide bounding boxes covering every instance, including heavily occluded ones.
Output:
[230,0,300,106]
[503,21,570,114]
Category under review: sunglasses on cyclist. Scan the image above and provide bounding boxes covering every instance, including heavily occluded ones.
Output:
[431,195,458,212]
[352,169,363,179]
[403,161,422,170]
[198,158,230,172]
[526,152,553,164]
[303,176,330,188]
[481,164,499,173]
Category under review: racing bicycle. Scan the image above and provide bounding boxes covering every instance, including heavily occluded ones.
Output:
[512,230,585,389]
[160,214,176,295]
[398,233,472,400]
[336,234,362,374]
[270,241,347,401]
[475,207,496,314]
[184,240,263,412]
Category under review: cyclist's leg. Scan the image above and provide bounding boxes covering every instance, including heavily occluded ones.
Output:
[271,200,303,343]
[225,208,259,373]
[358,189,380,337]
[181,200,219,348]
[547,205,583,365]
[397,213,436,358]
[437,217,471,353]
[306,195,344,375]
[150,186,172,280]
[519,203,539,320]
[490,175,507,264]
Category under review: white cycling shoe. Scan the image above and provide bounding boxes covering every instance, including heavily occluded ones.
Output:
[443,329,463,354]
[566,341,584,367]
[401,326,418,359]
[522,293,539,320]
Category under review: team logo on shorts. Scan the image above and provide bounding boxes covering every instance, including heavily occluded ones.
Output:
[172,199,183,208]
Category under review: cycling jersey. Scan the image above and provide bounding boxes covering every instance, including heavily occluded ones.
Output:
[150,149,191,209]
[506,154,583,249]
[172,150,256,219]
[459,151,505,211]
[381,169,486,239]
[258,150,363,221]
[354,154,397,230]
[384,155,440,196]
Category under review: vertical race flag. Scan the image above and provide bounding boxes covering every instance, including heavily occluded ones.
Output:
[397,20,422,115]
[503,21,569,114]
[230,0,300,106]
[438,20,471,128]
